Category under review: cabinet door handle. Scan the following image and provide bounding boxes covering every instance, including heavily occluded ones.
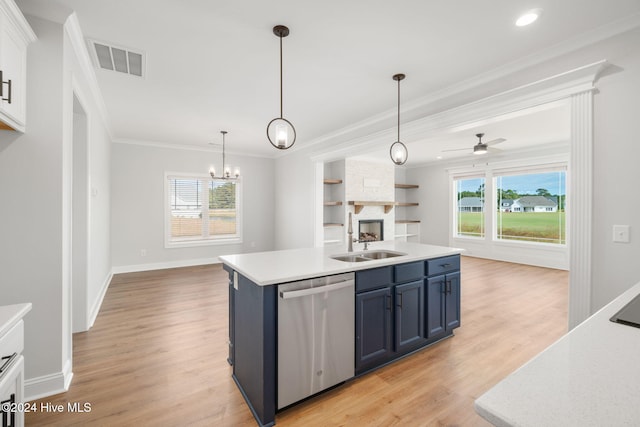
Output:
[1,70,11,104]
[397,293,403,308]
[386,294,391,310]
[446,280,452,294]
[0,352,17,374]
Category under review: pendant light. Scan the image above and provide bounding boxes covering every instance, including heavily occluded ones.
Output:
[267,25,296,150]
[209,131,240,180]
[390,73,408,165]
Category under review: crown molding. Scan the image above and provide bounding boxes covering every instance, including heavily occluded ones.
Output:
[1,0,36,43]
[309,60,607,163]
[296,13,640,160]
[64,12,113,139]
[112,137,276,159]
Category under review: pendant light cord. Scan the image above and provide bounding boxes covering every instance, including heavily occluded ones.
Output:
[279,35,283,119]
[397,78,401,142]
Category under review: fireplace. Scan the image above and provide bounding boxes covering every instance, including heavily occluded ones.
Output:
[359,219,383,242]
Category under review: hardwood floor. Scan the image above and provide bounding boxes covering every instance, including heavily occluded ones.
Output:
[26,256,568,426]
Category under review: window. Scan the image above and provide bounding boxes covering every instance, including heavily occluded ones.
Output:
[454,177,485,238]
[495,170,566,244]
[166,175,241,246]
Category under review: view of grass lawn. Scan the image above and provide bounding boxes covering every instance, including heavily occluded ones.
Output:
[458,212,566,244]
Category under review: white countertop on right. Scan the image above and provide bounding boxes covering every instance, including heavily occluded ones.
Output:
[475,281,640,426]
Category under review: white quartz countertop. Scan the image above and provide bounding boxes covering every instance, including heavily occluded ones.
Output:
[0,303,32,337]
[475,281,640,426]
[219,241,463,286]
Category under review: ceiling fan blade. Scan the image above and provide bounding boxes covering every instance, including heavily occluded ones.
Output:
[442,147,471,152]
[485,138,506,146]
[487,146,503,152]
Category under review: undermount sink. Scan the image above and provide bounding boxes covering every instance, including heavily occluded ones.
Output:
[330,250,407,263]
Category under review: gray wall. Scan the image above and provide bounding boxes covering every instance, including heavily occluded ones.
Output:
[110,143,275,270]
[0,14,112,397]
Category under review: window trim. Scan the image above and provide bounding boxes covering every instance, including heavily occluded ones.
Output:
[449,157,568,248]
[164,172,243,248]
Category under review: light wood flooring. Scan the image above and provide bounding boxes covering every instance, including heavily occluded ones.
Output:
[26,256,568,426]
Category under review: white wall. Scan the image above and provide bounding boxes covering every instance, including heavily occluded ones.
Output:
[0,13,112,399]
[111,143,275,271]
[0,16,65,392]
[591,32,640,311]
[63,17,112,332]
[274,150,317,250]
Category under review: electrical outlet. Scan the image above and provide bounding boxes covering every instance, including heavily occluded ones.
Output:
[140,249,147,256]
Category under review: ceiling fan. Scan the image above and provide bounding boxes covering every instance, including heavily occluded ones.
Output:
[443,133,506,155]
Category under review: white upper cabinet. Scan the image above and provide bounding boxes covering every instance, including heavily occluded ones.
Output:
[0,0,36,132]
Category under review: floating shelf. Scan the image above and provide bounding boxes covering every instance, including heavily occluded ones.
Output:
[324,201,343,206]
[395,234,418,238]
[395,220,421,224]
[396,202,419,207]
[323,239,342,244]
[323,179,343,185]
[395,183,419,189]
[348,201,395,214]
[323,223,344,227]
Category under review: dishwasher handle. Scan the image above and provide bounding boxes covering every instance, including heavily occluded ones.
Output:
[280,280,354,300]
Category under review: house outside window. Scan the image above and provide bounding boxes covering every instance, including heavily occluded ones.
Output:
[166,175,241,247]
[454,177,485,238]
[495,170,566,245]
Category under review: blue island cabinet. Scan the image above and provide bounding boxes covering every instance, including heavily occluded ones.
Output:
[224,253,461,426]
[426,256,461,338]
[355,255,460,375]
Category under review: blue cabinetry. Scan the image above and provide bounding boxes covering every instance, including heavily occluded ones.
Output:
[426,256,461,338]
[355,256,460,375]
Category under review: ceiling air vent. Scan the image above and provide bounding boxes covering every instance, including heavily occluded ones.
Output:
[88,39,145,78]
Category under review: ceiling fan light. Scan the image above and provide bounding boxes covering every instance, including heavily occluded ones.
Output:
[473,144,488,155]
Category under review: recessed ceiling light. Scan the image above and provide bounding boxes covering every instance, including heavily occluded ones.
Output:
[436,156,443,160]
[516,9,542,27]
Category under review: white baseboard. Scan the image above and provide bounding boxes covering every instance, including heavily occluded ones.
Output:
[87,270,113,329]
[111,257,221,274]
[25,358,73,401]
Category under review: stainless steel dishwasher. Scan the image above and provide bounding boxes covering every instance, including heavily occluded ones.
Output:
[277,272,355,409]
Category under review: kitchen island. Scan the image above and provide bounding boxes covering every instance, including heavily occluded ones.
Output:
[475,281,640,426]
[220,241,463,427]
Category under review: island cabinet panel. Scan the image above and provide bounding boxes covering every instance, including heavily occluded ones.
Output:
[394,261,424,283]
[426,271,461,338]
[445,272,461,330]
[355,266,393,292]
[355,287,392,372]
[394,280,426,352]
[232,273,276,427]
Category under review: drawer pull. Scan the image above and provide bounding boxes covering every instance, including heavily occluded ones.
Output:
[440,263,452,268]
[0,353,17,374]
[0,70,12,104]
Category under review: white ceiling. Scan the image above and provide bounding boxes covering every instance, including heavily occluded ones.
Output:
[16,0,640,164]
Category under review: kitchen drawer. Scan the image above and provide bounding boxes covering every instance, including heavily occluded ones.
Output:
[0,320,24,359]
[356,266,393,293]
[426,255,460,276]
[394,261,424,283]
[0,355,24,427]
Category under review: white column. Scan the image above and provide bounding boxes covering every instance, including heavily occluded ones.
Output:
[568,90,594,329]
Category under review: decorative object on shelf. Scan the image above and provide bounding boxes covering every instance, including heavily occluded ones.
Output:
[390,73,408,165]
[267,25,296,150]
[209,131,240,180]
